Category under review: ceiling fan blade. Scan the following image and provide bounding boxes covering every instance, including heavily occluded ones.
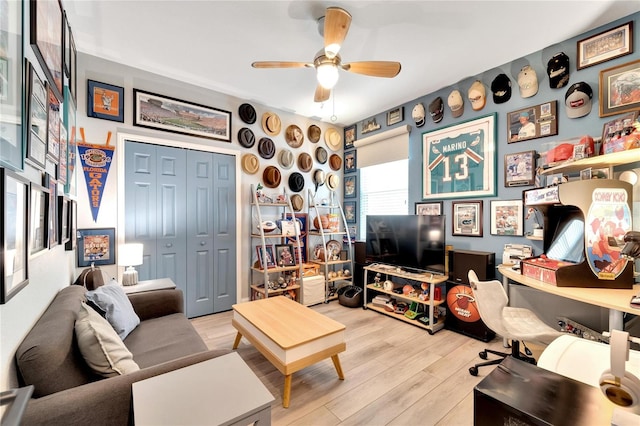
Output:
[324,7,351,58]
[314,84,331,103]
[342,61,401,78]
[252,61,311,69]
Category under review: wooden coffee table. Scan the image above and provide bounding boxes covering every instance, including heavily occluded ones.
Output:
[232,296,346,408]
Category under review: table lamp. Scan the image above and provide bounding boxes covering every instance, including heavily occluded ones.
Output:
[120,243,143,286]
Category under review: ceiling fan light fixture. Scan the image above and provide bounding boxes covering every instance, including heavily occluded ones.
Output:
[324,43,341,59]
[317,63,339,89]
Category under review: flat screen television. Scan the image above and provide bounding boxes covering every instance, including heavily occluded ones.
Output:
[365,214,446,274]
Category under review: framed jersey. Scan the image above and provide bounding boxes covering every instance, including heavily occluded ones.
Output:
[422,113,497,200]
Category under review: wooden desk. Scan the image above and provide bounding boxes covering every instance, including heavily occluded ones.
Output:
[232,296,346,408]
[498,266,640,330]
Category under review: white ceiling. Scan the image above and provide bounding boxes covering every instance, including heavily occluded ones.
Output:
[64,1,640,127]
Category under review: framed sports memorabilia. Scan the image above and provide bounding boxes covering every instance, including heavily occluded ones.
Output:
[422,113,496,200]
[490,200,524,236]
[452,200,483,237]
[504,150,536,187]
[599,59,640,117]
[30,0,63,102]
[577,21,633,70]
[507,101,557,143]
[77,228,116,267]
[415,201,442,215]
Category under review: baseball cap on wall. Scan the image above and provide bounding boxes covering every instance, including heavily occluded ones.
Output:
[517,65,538,98]
[547,52,570,89]
[447,90,464,118]
[565,82,593,118]
[491,74,512,104]
[412,103,426,127]
[468,80,486,111]
[429,97,444,123]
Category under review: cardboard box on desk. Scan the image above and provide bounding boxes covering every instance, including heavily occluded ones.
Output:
[521,256,577,285]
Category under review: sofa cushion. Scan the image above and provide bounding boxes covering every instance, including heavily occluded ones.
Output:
[75,302,140,377]
[73,266,111,290]
[86,283,140,339]
[124,313,208,368]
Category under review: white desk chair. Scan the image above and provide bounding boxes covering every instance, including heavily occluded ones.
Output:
[467,270,563,376]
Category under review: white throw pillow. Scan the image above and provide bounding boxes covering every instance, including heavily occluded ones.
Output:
[75,302,140,377]
[86,282,140,339]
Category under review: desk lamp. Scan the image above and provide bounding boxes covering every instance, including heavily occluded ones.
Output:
[120,243,143,286]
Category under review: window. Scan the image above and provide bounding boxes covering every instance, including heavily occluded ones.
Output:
[358,159,408,237]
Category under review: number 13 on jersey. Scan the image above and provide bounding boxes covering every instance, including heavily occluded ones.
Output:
[422,114,497,200]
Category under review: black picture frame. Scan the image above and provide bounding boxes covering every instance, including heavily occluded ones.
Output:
[45,174,58,248]
[387,106,404,126]
[25,61,47,171]
[507,101,557,143]
[344,201,357,223]
[275,244,296,267]
[29,182,49,257]
[504,150,536,187]
[65,199,77,251]
[577,21,633,70]
[133,89,232,142]
[344,175,357,199]
[1,168,30,303]
[344,150,356,173]
[344,125,356,149]
[58,195,70,244]
[77,228,116,267]
[30,0,63,102]
[87,80,125,122]
[46,85,60,164]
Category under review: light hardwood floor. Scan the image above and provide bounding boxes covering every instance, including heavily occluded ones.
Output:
[191,302,516,426]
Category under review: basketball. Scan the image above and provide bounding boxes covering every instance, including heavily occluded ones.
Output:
[446,285,481,323]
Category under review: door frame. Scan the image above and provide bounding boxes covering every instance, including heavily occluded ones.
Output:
[116,132,242,300]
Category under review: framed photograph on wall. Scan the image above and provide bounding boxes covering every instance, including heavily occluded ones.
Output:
[275,244,296,267]
[344,125,356,149]
[1,168,30,303]
[29,182,49,257]
[415,201,442,215]
[577,21,633,70]
[599,59,640,117]
[45,174,58,249]
[387,106,404,126]
[87,80,124,122]
[47,85,60,164]
[344,150,356,173]
[77,228,116,267]
[601,111,638,153]
[255,245,275,269]
[490,200,524,236]
[65,199,77,251]
[504,150,536,187]
[452,200,483,237]
[507,101,557,143]
[423,113,496,200]
[58,195,70,244]
[133,89,232,142]
[26,61,48,171]
[30,0,63,101]
[344,175,357,198]
[344,201,357,223]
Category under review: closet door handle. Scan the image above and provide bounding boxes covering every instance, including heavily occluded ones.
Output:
[166,243,173,248]
[200,241,206,246]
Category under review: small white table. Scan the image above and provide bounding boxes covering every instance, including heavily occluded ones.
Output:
[133,352,274,425]
[122,277,176,294]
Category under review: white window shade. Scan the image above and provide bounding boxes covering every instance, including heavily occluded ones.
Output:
[353,125,411,167]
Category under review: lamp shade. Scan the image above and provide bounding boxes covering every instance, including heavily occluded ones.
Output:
[120,243,143,267]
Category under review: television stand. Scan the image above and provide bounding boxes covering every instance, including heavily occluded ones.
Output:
[363,264,448,334]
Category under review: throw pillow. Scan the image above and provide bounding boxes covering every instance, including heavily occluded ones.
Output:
[86,283,140,339]
[73,266,111,290]
[75,302,140,377]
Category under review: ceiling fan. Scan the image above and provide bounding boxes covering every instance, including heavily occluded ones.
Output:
[251,6,402,102]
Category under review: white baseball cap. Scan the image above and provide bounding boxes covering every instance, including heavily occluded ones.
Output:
[447,90,464,118]
[517,65,538,98]
[412,103,426,127]
[467,81,486,111]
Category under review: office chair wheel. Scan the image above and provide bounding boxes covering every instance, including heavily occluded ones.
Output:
[469,366,479,376]
[479,350,488,360]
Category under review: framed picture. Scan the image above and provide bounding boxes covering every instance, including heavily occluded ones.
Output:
[58,195,70,244]
[577,21,633,70]
[507,101,557,143]
[133,89,232,142]
[77,228,116,267]
[87,80,124,122]
[452,200,483,237]
[30,0,63,102]
[490,200,524,236]
[545,172,567,186]
[47,85,60,163]
[423,113,496,200]
[58,124,67,184]
[387,106,404,126]
[344,175,357,199]
[601,111,638,154]
[580,168,592,180]
[29,182,49,257]
[255,245,275,269]
[1,168,30,303]
[0,0,24,171]
[344,125,356,149]
[65,199,77,251]
[26,61,47,171]
[415,201,443,215]
[275,244,296,267]
[592,167,611,179]
[45,175,58,248]
[68,24,77,105]
[504,150,536,187]
[361,117,380,134]
[344,201,357,223]
[599,59,640,117]
[344,150,356,173]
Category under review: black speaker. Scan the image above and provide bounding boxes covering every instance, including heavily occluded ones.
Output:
[448,249,495,285]
[354,241,366,264]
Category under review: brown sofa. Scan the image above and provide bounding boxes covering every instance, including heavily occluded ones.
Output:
[15,285,230,425]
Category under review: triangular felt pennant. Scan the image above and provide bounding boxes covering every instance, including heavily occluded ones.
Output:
[77,129,114,222]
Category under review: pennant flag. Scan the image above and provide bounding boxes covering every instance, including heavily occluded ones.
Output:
[77,129,114,222]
